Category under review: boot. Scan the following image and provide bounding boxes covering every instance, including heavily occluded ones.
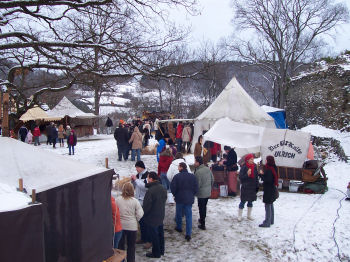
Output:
[198,218,206,230]
[237,208,243,222]
[247,207,254,220]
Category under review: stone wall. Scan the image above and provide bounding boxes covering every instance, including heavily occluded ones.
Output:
[286,63,350,131]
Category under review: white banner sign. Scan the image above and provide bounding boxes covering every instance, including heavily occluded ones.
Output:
[260,128,311,168]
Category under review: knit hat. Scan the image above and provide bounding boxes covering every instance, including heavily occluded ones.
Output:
[245,154,254,162]
[135,160,145,169]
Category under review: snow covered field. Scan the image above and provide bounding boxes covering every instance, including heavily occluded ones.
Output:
[37,126,350,262]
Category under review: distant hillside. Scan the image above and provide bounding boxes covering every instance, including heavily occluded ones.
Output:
[287,54,350,131]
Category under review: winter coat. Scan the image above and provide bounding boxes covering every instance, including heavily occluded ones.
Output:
[66,127,71,137]
[51,127,58,140]
[156,139,166,162]
[111,197,122,233]
[167,158,191,183]
[158,149,173,176]
[68,132,77,146]
[194,164,214,199]
[142,181,167,227]
[167,122,176,142]
[19,126,28,140]
[239,164,259,202]
[170,170,198,205]
[175,124,183,139]
[132,170,149,206]
[45,125,53,137]
[224,149,238,171]
[33,127,41,137]
[129,128,142,149]
[106,117,113,127]
[261,169,277,204]
[58,125,65,139]
[182,126,192,142]
[26,131,33,143]
[115,196,144,231]
[114,126,129,146]
[194,142,202,158]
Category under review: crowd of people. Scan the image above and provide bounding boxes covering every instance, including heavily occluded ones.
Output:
[111,123,279,261]
[17,122,77,155]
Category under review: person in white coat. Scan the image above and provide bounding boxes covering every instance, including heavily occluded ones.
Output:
[167,152,191,183]
[116,182,144,262]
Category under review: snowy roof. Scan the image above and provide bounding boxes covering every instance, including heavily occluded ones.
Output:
[19,106,61,122]
[196,77,275,127]
[0,137,110,197]
[48,96,97,119]
[261,105,284,113]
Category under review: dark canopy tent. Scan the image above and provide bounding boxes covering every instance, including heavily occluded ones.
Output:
[0,137,115,262]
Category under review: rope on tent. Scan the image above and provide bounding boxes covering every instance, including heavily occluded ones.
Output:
[329,187,347,262]
[292,192,324,261]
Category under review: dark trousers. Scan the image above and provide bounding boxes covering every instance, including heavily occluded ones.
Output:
[198,198,209,225]
[117,144,128,160]
[148,224,164,257]
[139,217,150,243]
[118,230,137,262]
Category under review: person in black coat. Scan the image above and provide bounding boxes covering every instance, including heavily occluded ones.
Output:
[238,154,259,221]
[258,155,278,228]
[143,172,167,258]
[45,123,53,145]
[170,162,198,241]
[105,117,113,135]
[114,122,130,161]
[223,146,238,171]
[51,124,58,148]
[18,125,28,142]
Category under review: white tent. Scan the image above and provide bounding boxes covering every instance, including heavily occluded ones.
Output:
[192,77,275,151]
[203,118,311,168]
[47,96,97,119]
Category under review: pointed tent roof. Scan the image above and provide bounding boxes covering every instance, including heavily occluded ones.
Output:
[197,77,275,128]
[48,96,97,119]
[19,106,61,122]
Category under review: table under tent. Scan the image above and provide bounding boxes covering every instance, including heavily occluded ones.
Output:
[203,118,327,195]
[0,137,118,262]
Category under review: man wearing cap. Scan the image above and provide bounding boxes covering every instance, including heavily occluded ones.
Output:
[114,120,130,161]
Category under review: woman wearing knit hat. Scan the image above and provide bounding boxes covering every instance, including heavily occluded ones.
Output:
[237,154,259,222]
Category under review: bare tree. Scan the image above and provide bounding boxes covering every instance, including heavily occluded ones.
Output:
[229,0,349,107]
[0,0,198,119]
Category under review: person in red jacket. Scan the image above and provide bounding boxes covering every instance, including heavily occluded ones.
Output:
[210,142,221,162]
[175,122,184,152]
[158,146,173,190]
[111,196,123,248]
[33,125,41,146]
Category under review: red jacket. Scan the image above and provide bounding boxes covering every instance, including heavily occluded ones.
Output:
[111,197,122,232]
[158,155,173,176]
[33,127,41,137]
[210,143,221,155]
[176,124,183,139]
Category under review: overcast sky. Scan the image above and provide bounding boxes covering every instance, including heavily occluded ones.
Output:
[172,0,350,55]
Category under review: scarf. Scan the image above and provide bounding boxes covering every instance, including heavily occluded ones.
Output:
[265,164,278,186]
[245,154,255,178]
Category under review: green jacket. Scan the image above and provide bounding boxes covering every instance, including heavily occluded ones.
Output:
[194,164,214,198]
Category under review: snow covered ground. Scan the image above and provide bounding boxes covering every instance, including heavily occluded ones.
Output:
[33,124,350,262]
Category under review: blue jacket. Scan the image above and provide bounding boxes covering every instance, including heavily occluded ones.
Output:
[156,139,166,162]
[170,170,198,205]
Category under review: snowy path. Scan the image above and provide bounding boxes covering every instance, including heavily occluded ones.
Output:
[40,135,350,262]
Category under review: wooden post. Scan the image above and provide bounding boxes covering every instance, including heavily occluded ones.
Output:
[18,178,23,192]
[2,92,9,137]
[31,189,36,204]
[105,157,109,168]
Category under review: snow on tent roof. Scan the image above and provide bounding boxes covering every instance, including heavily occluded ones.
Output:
[19,106,61,122]
[0,137,109,194]
[48,96,97,119]
[196,77,275,127]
